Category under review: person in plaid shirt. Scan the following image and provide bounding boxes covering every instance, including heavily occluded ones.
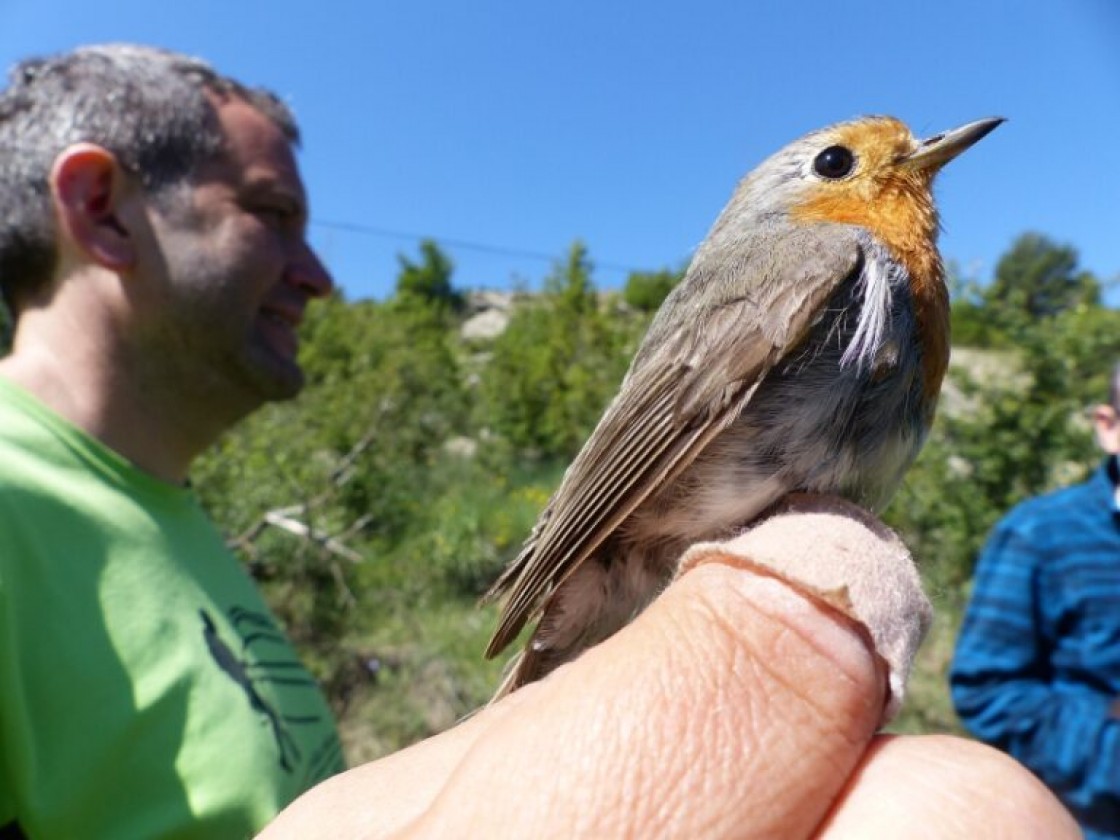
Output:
[952,362,1120,839]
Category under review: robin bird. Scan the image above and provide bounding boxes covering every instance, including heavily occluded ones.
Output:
[484,115,1003,699]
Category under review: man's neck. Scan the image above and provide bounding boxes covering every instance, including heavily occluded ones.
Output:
[0,326,240,485]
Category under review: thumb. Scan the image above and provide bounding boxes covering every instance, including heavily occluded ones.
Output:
[679,494,932,723]
[409,504,920,838]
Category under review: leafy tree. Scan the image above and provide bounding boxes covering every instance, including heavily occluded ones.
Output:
[947,260,994,347]
[480,241,645,459]
[545,239,595,311]
[622,267,683,312]
[394,239,463,313]
[982,233,1099,337]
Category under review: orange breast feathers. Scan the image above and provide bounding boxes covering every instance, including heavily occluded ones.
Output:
[790,118,951,399]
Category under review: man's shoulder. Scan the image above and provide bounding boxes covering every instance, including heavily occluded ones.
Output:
[998,470,1107,539]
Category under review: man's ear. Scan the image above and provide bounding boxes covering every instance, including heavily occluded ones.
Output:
[49,143,136,271]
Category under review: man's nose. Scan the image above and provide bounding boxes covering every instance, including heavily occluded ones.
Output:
[288,243,334,298]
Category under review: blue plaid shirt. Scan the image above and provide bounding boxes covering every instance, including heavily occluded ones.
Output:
[951,457,1120,838]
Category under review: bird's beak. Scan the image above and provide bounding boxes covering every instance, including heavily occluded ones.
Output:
[902,117,1005,171]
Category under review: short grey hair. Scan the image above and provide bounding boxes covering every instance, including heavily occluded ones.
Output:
[0,43,300,315]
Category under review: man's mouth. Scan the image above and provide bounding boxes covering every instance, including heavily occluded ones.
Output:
[259,306,302,358]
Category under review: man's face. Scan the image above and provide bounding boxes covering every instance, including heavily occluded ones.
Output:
[1093,404,1120,455]
[137,95,332,409]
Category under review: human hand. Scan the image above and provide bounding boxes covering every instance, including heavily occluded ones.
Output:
[258,499,1077,839]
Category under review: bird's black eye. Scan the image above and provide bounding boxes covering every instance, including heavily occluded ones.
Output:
[813,145,855,179]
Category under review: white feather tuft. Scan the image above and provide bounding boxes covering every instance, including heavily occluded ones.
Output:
[841,252,894,370]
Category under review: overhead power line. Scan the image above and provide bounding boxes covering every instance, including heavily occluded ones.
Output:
[310,217,651,275]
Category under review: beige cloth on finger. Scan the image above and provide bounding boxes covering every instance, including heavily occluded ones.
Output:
[676,494,931,726]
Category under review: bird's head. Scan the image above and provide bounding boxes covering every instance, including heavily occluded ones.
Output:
[725,115,1003,285]
[790,116,1002,257]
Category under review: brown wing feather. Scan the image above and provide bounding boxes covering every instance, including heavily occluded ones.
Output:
[485,222,863,658]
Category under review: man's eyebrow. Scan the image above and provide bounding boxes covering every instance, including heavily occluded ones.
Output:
[242,179,308,214]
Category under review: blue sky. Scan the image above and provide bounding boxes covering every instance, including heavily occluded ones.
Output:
[1,1,1117,300]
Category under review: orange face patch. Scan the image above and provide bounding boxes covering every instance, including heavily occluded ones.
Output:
[791,119,937,279]
[790,117,949,399]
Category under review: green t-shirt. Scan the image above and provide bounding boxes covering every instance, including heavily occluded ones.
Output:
[0,378,344,838]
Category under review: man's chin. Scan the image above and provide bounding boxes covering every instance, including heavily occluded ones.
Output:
[241,349,306,402]
[262,366,305,402]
